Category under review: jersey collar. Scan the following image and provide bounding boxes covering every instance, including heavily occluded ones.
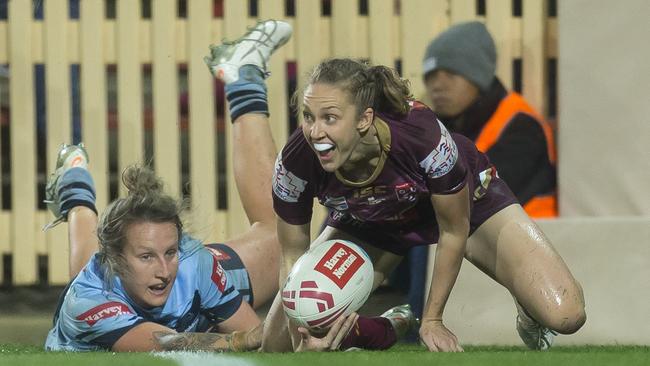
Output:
[335,117,391,187]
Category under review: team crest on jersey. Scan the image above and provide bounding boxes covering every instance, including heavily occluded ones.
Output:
[314,242,365,289]
[273,155,307,203]
[76,302,132,326]
[210,256,228,292]
[419,120,458,178]
[321,195,349,211]
[394,182,417,202]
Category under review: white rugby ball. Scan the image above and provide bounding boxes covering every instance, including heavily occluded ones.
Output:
[281,239,374,330]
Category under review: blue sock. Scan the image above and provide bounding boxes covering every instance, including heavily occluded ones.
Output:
[58,167,97,219]
[225,65,269,123]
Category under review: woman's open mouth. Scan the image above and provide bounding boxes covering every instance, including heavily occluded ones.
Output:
[314,143,335,159]
[148,282,169,296]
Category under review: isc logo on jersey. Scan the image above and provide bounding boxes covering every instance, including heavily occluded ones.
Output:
[282,240,373,330]
[76,302,132,326]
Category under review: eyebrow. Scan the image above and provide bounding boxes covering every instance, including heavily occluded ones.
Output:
[133,243,178,253]
[312,105,342,113]
[302,102,342,113]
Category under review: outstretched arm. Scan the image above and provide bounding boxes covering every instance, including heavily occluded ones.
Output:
[153,322,263,352]
[420,185,470,352]
[113,301,261,352]
[113,322,261,353]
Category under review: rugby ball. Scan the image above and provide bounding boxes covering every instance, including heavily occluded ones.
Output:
[281,239,374,330]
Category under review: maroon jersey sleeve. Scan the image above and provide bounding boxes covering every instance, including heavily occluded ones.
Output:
[272,129,317,225]
[410,110,468,194]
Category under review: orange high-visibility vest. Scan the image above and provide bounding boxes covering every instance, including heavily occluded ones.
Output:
[474,92,558,218]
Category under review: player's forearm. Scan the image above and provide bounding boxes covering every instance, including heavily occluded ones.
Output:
[278,247,307,351]
[423,228,468,321]
[153,329,257,352]
[277,219,311,286]
[260,293,294,351]
[275,219,312,351]
[426,187,470,321]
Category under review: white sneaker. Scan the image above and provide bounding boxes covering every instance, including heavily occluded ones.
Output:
[380,304,419,340]
[516,302,557,350]
[343,347,363,352]
[204,19,292,83]
[43,143,90,230]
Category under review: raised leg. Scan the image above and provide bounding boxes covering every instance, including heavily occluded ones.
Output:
[44,143,98,278]
[67,206,99,278]
[224,112,281,308]
[204,20,292,308]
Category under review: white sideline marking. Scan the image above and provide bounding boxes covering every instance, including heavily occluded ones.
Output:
[155,351,258,366]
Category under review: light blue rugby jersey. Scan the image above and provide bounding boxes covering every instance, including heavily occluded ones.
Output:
[45,234,244,351]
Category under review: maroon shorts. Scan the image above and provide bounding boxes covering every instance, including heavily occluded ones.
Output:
[326,177,518,256]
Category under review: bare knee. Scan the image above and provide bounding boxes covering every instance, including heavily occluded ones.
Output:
[549,305,586,334]
[518,278,587,334]
[554,282,587,334]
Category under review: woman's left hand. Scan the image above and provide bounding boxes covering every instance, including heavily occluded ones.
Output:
[419,318,464,352]
[295,312,359,352]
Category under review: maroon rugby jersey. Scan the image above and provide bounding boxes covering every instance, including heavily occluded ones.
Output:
[272,102,516,255]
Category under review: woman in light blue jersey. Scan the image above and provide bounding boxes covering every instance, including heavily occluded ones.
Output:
[43,19,298,353]
[45,159,268,351]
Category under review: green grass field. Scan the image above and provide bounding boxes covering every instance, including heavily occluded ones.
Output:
[2,344,648,366]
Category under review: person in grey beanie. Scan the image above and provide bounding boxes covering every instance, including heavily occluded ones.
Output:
[422,21,557,220]
[418,21,560,350]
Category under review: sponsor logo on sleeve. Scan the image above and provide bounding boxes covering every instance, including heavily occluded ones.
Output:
[206,246,231,261]
[76,302,132,326]
[210,256,228,292]
[419,120,458,178]
[473,166,498,200]
[272,155,308,203]
[314,242,365,289]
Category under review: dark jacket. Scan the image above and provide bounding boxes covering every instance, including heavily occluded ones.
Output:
[439,79,556,206]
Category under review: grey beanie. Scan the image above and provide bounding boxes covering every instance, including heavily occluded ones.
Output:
[422,21,496,91]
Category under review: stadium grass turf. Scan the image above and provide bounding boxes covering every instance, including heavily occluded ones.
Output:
[2,344,648,366]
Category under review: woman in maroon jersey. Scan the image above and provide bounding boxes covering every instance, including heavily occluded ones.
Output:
[264,58,586,352]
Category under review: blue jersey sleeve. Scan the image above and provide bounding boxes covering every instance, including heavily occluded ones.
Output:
[195,247,243,324]
[52,285,145,350]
